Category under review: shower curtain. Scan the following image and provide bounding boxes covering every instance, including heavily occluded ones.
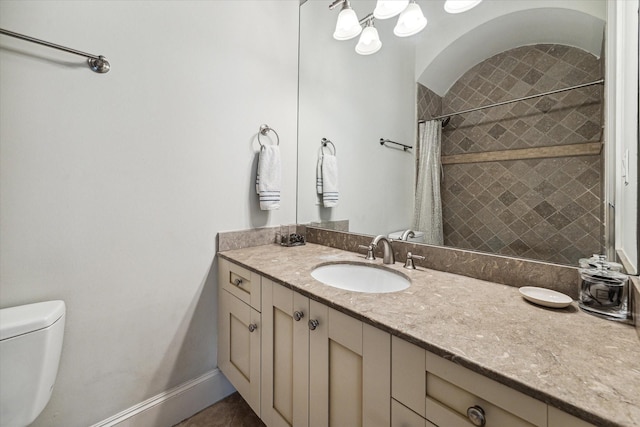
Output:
[412,120,443,245]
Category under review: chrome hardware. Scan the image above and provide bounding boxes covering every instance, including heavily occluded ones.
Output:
[467,405,486,426]
[358,244,375,260]
[308,319,319,330]
[258,124,280,147]
[404,252,425,270]
[428,79,604,121]
[380,138,412,151]
[233,278,243,286]
[248,323,258,333]
[0,28,111,74]
[400,229,415,241]
[294,311,304,321]
[321,138,337,155]
[372,235,395,264]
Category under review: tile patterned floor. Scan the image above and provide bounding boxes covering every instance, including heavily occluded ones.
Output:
[174,392,265,427]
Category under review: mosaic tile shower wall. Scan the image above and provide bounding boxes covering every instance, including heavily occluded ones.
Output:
[417,44,603,265]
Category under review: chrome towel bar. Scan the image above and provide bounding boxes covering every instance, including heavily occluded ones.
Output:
[0,28,110,73]
[380,138,412,151]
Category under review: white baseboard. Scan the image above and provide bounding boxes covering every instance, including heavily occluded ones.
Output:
[91,369,235,427]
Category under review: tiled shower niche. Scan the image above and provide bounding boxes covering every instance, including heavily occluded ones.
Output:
[418,44,603,265]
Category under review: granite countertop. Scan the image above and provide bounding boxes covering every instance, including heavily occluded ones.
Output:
[218,243,640,427]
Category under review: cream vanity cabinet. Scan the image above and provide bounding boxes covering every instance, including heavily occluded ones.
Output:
[217,258,262,416]
[391,336,595,427]
[261,278,391,427]
[220,258,596,427]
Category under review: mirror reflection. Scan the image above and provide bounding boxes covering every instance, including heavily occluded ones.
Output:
[298,0,609,266]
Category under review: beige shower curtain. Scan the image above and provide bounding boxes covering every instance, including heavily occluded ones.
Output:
[412,120,443,245]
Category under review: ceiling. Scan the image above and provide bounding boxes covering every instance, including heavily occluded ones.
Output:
[410,0,606,95]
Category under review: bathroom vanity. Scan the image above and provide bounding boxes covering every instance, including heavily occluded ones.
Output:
[217,243,640,427]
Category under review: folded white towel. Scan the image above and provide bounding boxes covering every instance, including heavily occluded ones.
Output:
[256,145,281,210]
[321,154,339,208]
[316,154,323,195]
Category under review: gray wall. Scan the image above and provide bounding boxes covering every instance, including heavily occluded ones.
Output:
[0,1,299,425]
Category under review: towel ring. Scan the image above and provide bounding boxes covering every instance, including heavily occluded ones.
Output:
[258,124,280,147]
[321,138,336,155]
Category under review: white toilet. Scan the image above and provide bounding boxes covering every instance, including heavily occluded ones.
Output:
[388,230,425,243]
[0,300,66,427]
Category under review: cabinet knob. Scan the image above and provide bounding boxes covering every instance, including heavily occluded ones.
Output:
[233,278,243,286]
[248,323,258,333]
[308,319,319,330]
[467,405,486,426]
[293,311,304,321]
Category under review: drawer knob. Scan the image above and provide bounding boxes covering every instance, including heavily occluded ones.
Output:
[308,319,319,330]
[293,311,304,321]
[248,323,258,333]
[233,278,243,286]
[467,405,486,426]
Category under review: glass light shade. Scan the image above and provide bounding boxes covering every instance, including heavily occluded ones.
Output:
[355,26,382,55]
[393,3,427,37]
[333,8,362,40]
[373,0,409,20]
[444,0,482,14]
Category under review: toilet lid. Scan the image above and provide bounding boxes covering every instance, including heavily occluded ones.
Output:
[0,300,65,341]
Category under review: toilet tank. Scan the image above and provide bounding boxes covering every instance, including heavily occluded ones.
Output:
[0,300,66,427]
[388,230,425,243]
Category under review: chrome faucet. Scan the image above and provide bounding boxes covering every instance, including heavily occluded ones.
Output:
[400,229,415,241]
[371,235,395,264]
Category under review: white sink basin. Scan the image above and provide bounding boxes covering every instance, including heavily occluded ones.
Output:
[311,263,410,293]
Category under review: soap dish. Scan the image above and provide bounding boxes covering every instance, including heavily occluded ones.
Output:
[519,286,572,308]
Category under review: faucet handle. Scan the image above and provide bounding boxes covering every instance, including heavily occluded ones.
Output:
[404,252,425,269]
[358,244,375,260]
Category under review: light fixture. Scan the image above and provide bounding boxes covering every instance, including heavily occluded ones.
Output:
[329,0,362,40]
[355,15,382,55]
[444,0,482,14]
[393,0,427,37]
[373,0,409,20]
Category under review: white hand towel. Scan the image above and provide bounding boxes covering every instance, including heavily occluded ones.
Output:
[256,145,281,210]
[316,154,323,195]
[321,154,339,208]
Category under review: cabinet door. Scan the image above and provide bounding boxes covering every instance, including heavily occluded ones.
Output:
[309,302,391,427]
[261,279,310,427]
[218,289,261,416]
[392,336,426,417]
[391,399,437,427]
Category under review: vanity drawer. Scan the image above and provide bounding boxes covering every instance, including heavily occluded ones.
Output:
[392,337,546,427]
[424,351,546,427]
[219,258,261,311]
[548,406,596,427]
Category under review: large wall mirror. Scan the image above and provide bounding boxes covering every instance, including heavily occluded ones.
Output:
[297,0,639,272]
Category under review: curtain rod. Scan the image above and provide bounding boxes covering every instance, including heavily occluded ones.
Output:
[0,28,110,73]
[420,79,604,123]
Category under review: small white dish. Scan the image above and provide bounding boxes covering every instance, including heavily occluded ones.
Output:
[518,286,572,308]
